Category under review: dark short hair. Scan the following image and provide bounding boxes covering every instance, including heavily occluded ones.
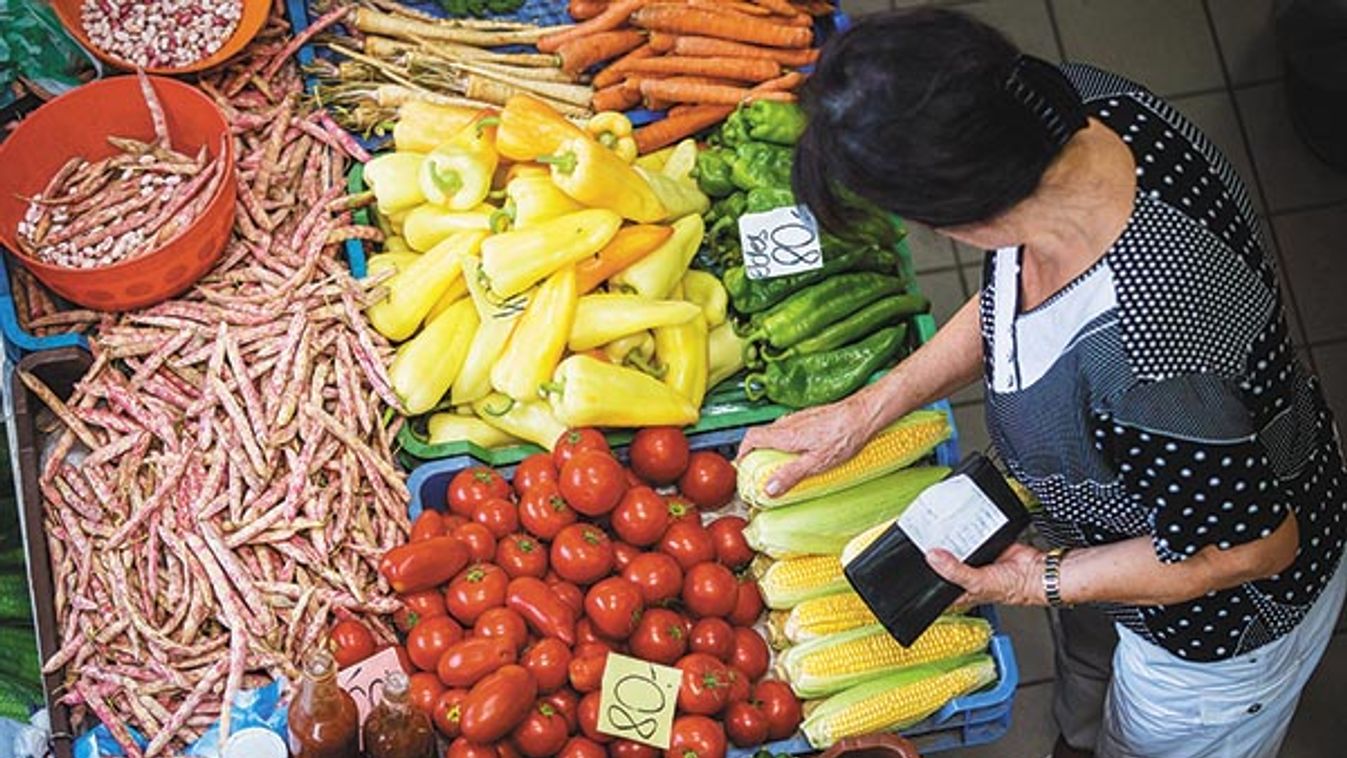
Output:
[794,8,1084,230]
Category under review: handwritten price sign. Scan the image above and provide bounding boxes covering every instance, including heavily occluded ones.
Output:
[597,653,684,749]
[739,204,825,280]
[337,647,403,748]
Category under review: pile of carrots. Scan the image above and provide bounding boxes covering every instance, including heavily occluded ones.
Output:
[539,0,834,153]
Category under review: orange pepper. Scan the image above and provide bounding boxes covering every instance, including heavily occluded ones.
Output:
[575,224,674,294]
[496,94,589,162]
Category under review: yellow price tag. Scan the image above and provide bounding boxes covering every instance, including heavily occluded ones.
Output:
[596,652,684,749]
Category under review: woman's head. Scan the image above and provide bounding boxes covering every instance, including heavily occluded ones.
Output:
[793,8,1087,234]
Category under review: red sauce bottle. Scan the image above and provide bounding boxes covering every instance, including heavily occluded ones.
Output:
[288,651,360,758]
[362,671,437,758]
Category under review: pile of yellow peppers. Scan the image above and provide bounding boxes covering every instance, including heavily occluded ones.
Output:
[361,95,746,451]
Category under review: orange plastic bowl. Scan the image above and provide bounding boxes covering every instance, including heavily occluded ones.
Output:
[49,0,271,75]
[0,75,236,311]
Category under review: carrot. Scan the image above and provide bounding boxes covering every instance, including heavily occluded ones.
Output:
[667,104,696,118]
[569,0,610,20]
[623,56,781,83]
[645,96,675,111]
[783,13,812,27]
[690,0,771,16]
[592,83,642,112]
[753,0,799,16]
[756,70,806,92]
[577,225,675,292]
[648,32,678,53]
[634,104,734,153]
[558,30,646,76]
[639,77,796,106]
[592,43,658,88]
[539,0,653,53]
[630,4,813,48]
[672,35,820,67]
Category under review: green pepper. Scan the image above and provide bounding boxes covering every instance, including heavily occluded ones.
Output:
[730,142,793,191]
[745,186,795,213]
[755,299,923,366]
[724,244,902,314]
[694,148,737,198]
[742,101,807,145]
[745,272,905,351]
[745,325,907,408]
[705,191,748,268]
[718,108,752,147]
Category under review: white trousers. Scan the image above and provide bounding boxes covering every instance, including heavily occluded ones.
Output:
[1096,557,1347,758]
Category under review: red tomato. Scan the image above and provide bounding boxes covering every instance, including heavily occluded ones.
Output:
[622,552,683,606]
[550,581,584,616]
[497,533,550,579]
[558,450,628,517]
[449,466,512,518]
[433,688,469,738]
[728,627,770,681]
[728,577,765,627]
[551,524,614,585]
[611,740,660,758]
[507,577,577,645]
[612,541,641,572]
[666,496,699,525]
[519,484,577,541]
[447,737,497,758]
[624,467,645,488]
[611,487,670,547]
[460,665,538,743]
[474,607,529,652]
[659,521,715,570]
[395,590,449,634]
[330,620,376,668]
[559,737,606,758]
[499,743,522,758]
[707,517,753,569]
[584,577,645,640]
[443,514,469,532]
[521,638,571,693]
[678,453,736,511]
[391,645,415,675]
[724,666,750,704]
[409,671,445,715]
[629,427,691,485]
[553,428,611,469]
[512,699,571,758]
[577,691,610,743]
[453,522,498,564]
[446,564,509,626]
[688,618,734,662]
[411,509,448,542]
[724,700,770,748]
[752,680,802,741]
[682,563,737,618]
[675,653,732,716]
[543,688,579,733]
[473,497,520,539]
[574,640,615,659]
[576,618,621,651]
[666,715,727,758]
[514,453,558,497]
[437,636,517,688]
[568,650,608,693]
[628,607,689,665]
[408,616,464,673]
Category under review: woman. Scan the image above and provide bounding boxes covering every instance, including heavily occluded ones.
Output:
[739,9,1347,758]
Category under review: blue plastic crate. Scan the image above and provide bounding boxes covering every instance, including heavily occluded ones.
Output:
[0,253,89,362]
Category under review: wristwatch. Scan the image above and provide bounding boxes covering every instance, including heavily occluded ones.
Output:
[1043,547,1070,608]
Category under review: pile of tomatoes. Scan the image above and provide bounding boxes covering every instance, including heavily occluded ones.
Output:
[362,428,803,758]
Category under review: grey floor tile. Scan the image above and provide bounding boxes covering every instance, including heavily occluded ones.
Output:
[1051,0,1225,97]
[1236,82,1347,213]
[954,241,989,270]
[906,221,961,274]
[1281,633,1347,758]
[840,0,893,15]
[1310,340,1347,423]
[960,0,1062,61]
[996,605,1056,684]
[1272,203,1347,344]
[1168,90,1266,213]
[936,680,1056,758]
[921,268,972,326]
[1206,0,1282,86]
[959,263,985,301]
[953,402,993,456]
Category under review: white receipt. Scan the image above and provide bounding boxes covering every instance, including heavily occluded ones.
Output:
[897,474,1008,562]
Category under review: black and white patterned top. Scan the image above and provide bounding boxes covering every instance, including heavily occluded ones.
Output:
[978,64,1347,661]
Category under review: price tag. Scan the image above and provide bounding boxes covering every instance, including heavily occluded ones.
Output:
[596,653,684,749]
[336,647,403,747]
[897,474,1009,562]
[739,204,825,280]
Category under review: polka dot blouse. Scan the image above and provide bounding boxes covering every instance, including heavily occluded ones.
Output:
[977,65,1347,661]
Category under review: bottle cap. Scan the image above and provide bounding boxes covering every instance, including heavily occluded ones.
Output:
[222,727,287,758]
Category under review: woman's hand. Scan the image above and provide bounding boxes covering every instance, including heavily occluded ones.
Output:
[925,543,1047,608]
[736,394,880,496]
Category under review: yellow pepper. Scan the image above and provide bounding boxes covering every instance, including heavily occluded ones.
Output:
[602,331,656,367]
[427,412,522,448]
[402,204,494,252]
[544,355,698,428]
[662,139,699,181]
[386,207,411,236]
[681,270,728,328]
[497,94,589,162]
[497,169,584,232]
[383,236,413,254]
[388,297,480,415]
[366,230,485,342]
[610,214,704,299]
[364,152,426,215]
[634,138,709,220]
[539,136,667,223]
[451,255,529,406]
[654,314,709,408]
[587,112,638,164]
[423,276,469,323]
[473,393,567,451]
[480,208,622,299]
[419,115,500,211]
[491,265,577,401]
[366,251,419,280]
[568,294,701,352]
[707,322,746,389]
[393,101,481,153]
[634,144,676,173]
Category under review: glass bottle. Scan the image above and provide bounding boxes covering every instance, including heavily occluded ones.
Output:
[288,650,361,758]
[362,671,437,758]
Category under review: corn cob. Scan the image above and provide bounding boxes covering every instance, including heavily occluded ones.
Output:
[743,466,949,559]
[737,409,951,508]
[840,518,896,568]
[778,591,879,644]
[782,618,992,698]
[756,554,848,610]
[801,654,997,749]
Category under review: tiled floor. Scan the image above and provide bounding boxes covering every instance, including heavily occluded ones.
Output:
[838,0,1347,755]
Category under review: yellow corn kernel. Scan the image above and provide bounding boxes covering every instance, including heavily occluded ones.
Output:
[783,592,879,644]
[756,555,848,610]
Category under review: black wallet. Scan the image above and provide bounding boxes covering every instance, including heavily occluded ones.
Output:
[842,453,1030,646]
